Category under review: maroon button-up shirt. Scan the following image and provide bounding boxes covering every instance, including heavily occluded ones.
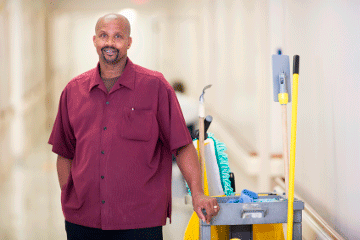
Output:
[49,58,192,230]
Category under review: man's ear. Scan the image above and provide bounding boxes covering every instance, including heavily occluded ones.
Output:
[127,37,133,49]
[93,35,96,47]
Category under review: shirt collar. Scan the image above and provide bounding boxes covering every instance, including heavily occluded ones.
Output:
[89,58,135,92]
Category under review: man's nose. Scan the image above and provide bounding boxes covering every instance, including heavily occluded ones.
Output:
[106,37,115,46]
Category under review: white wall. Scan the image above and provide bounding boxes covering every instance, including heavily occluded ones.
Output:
[0,4,11,111]
[0,0,47,177]
[21,0,47,156]
[0,0,13,180]
[174,0,273,190]
[283,1,360,239]
[166,0,262,151]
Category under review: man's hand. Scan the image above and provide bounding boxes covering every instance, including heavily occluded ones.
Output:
[192,194,220,224]
[175,144,220,223]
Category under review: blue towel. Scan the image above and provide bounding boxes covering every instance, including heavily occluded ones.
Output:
[241,189,258,200]
[227,189,258,203]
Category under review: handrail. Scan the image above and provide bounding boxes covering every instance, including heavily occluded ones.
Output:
[274,177,345,240]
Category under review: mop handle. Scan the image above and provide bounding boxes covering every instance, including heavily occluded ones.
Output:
[278,66,290,199]
[198,100,206,195]
[287,55,300,240]
[281,104,289,198]
[199,117,206,194]
[198,85,211,196]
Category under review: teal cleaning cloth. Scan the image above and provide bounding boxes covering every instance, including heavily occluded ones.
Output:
[208,132,234,196]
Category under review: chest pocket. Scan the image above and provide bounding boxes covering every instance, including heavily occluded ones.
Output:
[121,108,153,141]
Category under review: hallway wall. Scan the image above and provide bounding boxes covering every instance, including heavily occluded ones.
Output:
[165,0,275,191]
[21,0,47,157]
[0,0,13,180]
[283,1,360,238]
[0,0,47,177]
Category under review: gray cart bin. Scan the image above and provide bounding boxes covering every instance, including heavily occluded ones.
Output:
[200,194,304,240]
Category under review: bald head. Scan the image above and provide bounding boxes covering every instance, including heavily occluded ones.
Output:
[95,13,131,36]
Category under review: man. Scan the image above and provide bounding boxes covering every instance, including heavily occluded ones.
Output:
[49,13,219,240]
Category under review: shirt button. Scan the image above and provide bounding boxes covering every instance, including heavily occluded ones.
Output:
[102,200,105,204]
[106,101,109,105]
[101,176,104,179]
[103,127,107,130]
[101,151,105,154]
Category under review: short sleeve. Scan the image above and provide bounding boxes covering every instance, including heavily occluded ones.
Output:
[157,79,192,155]
[48,88,76,159]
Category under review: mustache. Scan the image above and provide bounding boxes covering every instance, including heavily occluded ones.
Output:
[101,47,119,53]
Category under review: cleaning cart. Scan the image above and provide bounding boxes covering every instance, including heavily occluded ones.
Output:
[186,55,303,239]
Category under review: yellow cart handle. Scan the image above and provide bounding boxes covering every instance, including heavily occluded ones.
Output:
[287,55,300,240]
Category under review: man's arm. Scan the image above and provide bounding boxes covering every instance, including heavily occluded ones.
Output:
[176,143,220,224]
[57,155,72,190]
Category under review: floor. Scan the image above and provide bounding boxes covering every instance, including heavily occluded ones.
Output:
[0,132,194,240]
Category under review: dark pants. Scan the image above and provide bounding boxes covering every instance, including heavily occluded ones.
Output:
[65,221,163,240]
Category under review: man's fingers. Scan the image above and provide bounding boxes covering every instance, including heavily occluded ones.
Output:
[203,205,214,223]
[193,195,220,224]
[195,207,206,222]
[205,203,221,223]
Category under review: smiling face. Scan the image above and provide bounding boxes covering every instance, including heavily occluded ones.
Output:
[93,14,132,65]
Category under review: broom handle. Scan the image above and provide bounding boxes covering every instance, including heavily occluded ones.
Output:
[281,104,289,198]
[287,55,300,240]
[199,116,206,194]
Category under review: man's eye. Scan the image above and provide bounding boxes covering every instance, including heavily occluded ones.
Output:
[100,34,106,38]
